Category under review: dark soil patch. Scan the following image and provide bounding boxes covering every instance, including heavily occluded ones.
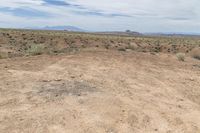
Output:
[26,80,98,102]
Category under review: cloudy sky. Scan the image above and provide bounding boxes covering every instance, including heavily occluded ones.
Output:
[0,0,199,33]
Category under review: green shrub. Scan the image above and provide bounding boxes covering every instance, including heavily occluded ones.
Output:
[176,53,185,61]
[26,44,44,55]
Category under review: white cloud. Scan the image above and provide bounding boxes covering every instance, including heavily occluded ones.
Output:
[0,0,199,33]
[0,0,44,7]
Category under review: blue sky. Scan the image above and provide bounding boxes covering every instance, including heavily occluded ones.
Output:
[0,0,199,33]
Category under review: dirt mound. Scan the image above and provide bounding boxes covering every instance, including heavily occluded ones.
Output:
[190,47,200,60]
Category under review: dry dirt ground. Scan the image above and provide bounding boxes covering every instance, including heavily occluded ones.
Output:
[0,49,200,133]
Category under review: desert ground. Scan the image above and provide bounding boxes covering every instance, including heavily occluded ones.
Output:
[0,29,200,133]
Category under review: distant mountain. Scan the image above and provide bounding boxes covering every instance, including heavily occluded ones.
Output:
[96,31,142,36]
[25,26,85,32]
[144,32,200,37]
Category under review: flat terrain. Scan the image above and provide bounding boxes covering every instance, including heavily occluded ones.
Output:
[0,49,200,133]
[0,29,200,133]
[0,29,200,59]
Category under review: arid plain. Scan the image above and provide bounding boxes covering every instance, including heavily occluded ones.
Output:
[0,29,200,133]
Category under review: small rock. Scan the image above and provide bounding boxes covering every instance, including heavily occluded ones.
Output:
[71,76,76,79]
[54,79,62,81]
[42,79,51,82]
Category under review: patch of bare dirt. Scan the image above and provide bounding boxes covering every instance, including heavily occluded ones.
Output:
[0,50,200,133]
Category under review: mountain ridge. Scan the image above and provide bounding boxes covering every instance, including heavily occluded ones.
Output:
[25,25,85,32]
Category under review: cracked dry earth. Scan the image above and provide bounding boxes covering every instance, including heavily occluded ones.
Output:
[0,50,200,133]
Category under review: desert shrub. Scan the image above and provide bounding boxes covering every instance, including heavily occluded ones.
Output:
[190,47,200,60]
[26,44,44,55]
[125,43,138,51]
[118,48,126,51]
[176,53,185,61]
[0,52,9,59]
[81,45,86,48]
[104,44,110,49]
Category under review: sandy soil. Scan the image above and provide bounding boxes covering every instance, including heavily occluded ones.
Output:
[0,49,200,133]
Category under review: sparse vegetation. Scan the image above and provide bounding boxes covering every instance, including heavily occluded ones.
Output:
[118,48,126,51]
[0,29,200,58]
[104,44,110,49]
[176,53,185,61]
[0,29,200,133]
[125,43,137,50]
[26,44,44,55]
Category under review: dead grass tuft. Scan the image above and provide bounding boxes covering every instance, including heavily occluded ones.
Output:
[176,53,185,61]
